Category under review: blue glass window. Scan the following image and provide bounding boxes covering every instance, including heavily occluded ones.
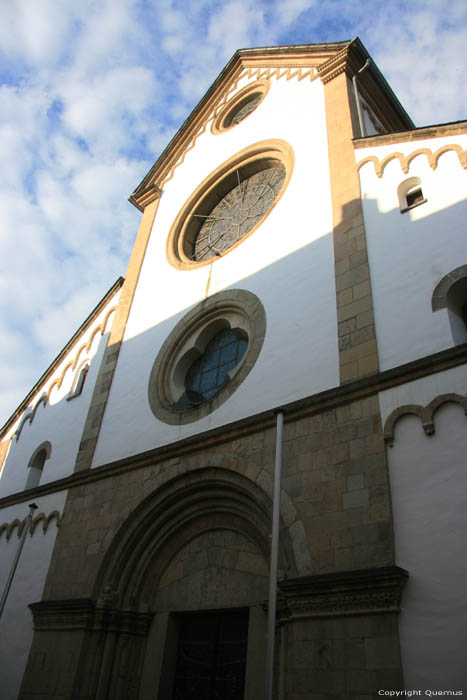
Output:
[175,329,247,409]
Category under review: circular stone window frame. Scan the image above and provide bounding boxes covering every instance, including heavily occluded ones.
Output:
[211,79,270,135]
[148,289,266,425]
[166,139,294,271]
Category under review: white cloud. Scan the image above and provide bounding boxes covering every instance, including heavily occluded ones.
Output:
[60,66,158,155]
[367,1,467,124]
[0,0,78,66]
[0,0,465,427]
[274,0,316,27]
[0,85,50,188]
[206,1,266,57]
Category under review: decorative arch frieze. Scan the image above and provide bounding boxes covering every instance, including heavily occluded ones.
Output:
[383,393,467,446]
[93,466,308,611]
[0,509,61,540]
[29,510,62,535]
[15,409,34,437]
[4,518,25,540]
[140,65,317,194]
[14,305,116,442]
[357,144,467,179]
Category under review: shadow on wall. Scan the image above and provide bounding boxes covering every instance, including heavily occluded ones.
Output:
[0,327,110,496]
[1,192,467,496]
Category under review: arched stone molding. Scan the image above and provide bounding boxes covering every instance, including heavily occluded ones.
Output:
[0,509,61,540]
[94,466,307,610]
[432,265,467,312]
[46,305,116,397]
[27,440,52,467]
[432,265,467,345]
[383,393,467,446]
[29,510,62,535]
[15,410,34,440]
[133,64,316,199]
[14,306,116,442]
[165,140,294,270]
[148,289,267,424]
[66,359,90,400]
[397,176,426,212]
[15,394,47,441]
[24,441,52,490]
[3,518,25,541]
[357,144,467,178]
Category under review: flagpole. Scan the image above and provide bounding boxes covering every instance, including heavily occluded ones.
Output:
[265,409,284,700]
[0,503,38,619]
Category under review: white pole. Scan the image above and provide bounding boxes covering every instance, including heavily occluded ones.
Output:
[0,503,38,619]
[352,59,371,138]
[265,410,284,700]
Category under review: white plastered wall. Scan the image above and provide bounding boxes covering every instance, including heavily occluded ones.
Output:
[0,491,67,700]
[93,73,339,466]
[379,365,467,691]
[358,134,467,371]
[0,294,119,497]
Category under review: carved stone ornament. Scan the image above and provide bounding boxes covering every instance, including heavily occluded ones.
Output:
[277,566,408,621]
[383,393,467,446]
[29,599,153,636]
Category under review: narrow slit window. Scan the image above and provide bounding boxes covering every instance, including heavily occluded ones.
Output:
[26,442,51,489]
[67,363,89,400]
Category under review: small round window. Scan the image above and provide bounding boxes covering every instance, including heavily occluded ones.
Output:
[148,290,266,425]
[224,93,262,128]
[211,80,270,135]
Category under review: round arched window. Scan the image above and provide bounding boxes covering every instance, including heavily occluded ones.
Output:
[148,290,266,425]
[175,329,248,408]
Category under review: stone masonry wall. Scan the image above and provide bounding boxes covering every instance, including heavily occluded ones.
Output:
[19,387,398,700]
[43,392,392,603]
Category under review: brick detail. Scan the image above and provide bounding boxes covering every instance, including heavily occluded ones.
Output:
[0,438,10,475]
[74,198,160,472]
[44,391,393,602]
[323,70,379,384]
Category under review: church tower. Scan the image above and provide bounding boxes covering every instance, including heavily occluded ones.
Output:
[1,39,466,699]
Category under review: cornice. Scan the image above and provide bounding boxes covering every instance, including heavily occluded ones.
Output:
[129,39,415,211]
[278,566,408,620]
[354,120,467,148]
[317,44,362,84]
[0,342,465,511]
[237,42,351,69]
[318,38,413,132]
[129,41,354,211]
[0,277,125,440]
[29,568,406,631]
[129,183,162,212]
[29,598,153,635]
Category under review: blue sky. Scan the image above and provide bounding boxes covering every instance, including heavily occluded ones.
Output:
[0,0,466,426]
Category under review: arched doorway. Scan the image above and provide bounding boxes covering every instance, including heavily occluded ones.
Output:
[90,467,297,700]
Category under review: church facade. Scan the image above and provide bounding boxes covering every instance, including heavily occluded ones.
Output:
[0,39,466,699]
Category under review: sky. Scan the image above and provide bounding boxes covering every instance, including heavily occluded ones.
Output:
[0,0,466,428]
